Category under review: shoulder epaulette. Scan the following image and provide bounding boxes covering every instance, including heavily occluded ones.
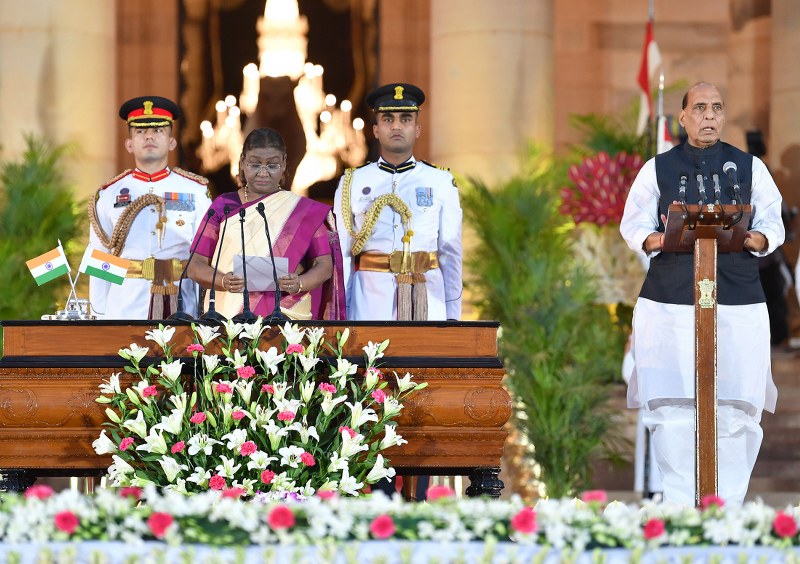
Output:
[421,160,451,172]
[172,167,210,185]
[99,169,132,190]
[349,161,372,172]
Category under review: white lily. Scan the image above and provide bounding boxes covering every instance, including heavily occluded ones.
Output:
[364,367,381,389]
[160,360,183,383]
[382,397,403,418]
[129,476,157,488]
[215,455,242,478]
[297,352,321,374]
[321,393,347,416]
[338,467,364,496]
[362,339,389,364]
[98,372,121,395]
[135,428,168,455]
[168,392,189,414]
[250,404,277,430]
[299,380,315,403]
[235,379,254,404]
[144,325,176,350]
[346,401,378,429]
[222,319,244,340]
[279,321,305,345]
[186,467,211,486]
[119,343,148,363]
[202,354,220,373]
[326,452,349,473]
[254,346,285,375]
[379,424,408,450]
[166,478,189,495]
[331,358,358,388]
[187,433,222,456]
[279,445,306,468]
[297,425,319,445]
[238,317,265,342]
[272,381,289,402]
[395,372,416,393]
[226,348,248,369]
[158,456,188,483]
[132,379,154,403]
[246,451,278,471]
[339,430,368,460]
[306,326,325,349]
[263,420,289,451]
[365,454,396,484]
[122,410,148,439]
[92,430,117,455]
[274,398,302,414]
[109,455,135,477]
[194,324,221,346]
[153,408,184,435]
[221,428,248,450]
[271,472,296,491]
[337,327,350,348]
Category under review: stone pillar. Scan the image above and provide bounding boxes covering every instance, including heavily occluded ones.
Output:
[0,0,116,202]
[429,0,554,185]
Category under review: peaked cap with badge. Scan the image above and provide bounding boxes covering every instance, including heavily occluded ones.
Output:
[119,96,181,128]
[366,83,425,113]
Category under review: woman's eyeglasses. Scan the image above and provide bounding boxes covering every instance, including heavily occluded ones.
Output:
[245,163,282,175]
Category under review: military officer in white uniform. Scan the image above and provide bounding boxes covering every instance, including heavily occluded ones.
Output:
[89,96,212,320]
[334,83,462,321]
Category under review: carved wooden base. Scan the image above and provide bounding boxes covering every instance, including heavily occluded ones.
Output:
[465,467,504,498]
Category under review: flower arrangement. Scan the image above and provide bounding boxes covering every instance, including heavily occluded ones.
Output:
[92,320,425,499]
[2,486,800,557]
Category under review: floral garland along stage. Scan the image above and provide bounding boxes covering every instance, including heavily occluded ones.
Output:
[2,487,800,557]
[92,320,426,499]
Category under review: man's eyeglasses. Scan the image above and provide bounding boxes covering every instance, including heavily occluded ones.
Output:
[245,163,282,175]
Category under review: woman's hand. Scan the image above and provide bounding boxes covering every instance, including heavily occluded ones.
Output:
[221,272,245,293]
[279,273,303,294]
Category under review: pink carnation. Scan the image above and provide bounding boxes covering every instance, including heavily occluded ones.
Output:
[262,384,275,394]
[774,511,799,538]
[317,490,336,500]
[232,410,246,421]
[267,505,296,530]
[700,494,725,510]
[222,487,245,499]
[427,485,456,501]
[209,474,226,490]
[261,469,276,485]
[119,437,135,451]
[190,412,207,424]
[285,343,304,354]
[371,389,387,403]
[338,425,356,438]
[510,507,537,535]
[186,343,205,354]
[119,487,142,500]
[369,514,396,539]
[54,511,80,535]
[215,383,233,394]
[643,518,666,540]
[237,365,256,379]
[300,452,316,466]
[142,385,158,398]
[240,441,257,456]
[171,441,185,454]
[24,485,54,500]
[366,367,383,380]
[318,382,337,394]
[147,512,174,539]
[277,410,296,422]
[580,490,608,504]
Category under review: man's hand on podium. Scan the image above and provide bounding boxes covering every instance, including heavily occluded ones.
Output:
[744,230,768,253]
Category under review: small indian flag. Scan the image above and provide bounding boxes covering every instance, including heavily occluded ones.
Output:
[26,247,71,286]
[79,247,130,285]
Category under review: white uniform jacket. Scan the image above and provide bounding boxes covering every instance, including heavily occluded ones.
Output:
[334,157,463,320]
[89,168,212,319]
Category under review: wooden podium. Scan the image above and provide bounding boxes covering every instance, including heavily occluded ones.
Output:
[0,320,510,497]
[663,202,751,506]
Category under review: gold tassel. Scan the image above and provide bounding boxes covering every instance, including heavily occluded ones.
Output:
[150,293,163,320]
[396,273,413,321]
[412,273,428,320]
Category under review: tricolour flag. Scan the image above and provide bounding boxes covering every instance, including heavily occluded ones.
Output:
[636,20,663,136]
[79,247,130,285]
[26,247,70,286]
[656,115,674,155]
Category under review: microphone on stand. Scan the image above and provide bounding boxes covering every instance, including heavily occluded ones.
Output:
[256,202,289,325]
[696,173,707,206]
[723,161,745,226]
[712,173,722,204]
[200,205,231,324]
[169,208,216,322]
[678,174,688,204]
[232,207,257,324]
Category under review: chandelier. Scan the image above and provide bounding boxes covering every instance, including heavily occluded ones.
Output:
[197,0,367,194]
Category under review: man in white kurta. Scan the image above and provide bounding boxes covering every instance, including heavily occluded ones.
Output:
[334,83,462,322]
[89,96,212,320]
[620,83,784,505]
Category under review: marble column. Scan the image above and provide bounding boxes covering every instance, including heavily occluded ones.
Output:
[429,0,554,185]
[0,0,116,202]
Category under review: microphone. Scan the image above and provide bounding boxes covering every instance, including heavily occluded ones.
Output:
[712,173,722,204]
[256,202,289,325]
[232,207,257,324]
[168,208,215,321]
[678,175,688,204]
[696,173,707,206]
[200,205,231,324]
[723,161,742,204]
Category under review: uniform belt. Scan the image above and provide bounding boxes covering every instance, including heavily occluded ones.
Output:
[354,251,438,274]
[126,257,185,282]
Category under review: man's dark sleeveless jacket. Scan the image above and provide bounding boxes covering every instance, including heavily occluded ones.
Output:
[639,141,765,306]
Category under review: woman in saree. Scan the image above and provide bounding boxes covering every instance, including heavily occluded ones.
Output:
[187,128,346,320]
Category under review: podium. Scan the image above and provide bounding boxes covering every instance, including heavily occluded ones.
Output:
[663,202,752,506]
[0,320,510,497]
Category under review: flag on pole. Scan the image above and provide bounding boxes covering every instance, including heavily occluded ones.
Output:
[79,247,130,285]
[656,115,674,154]
[636,20,663,136]
[26,247,70,286]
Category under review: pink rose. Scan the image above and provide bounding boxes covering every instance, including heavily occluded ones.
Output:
[277,410,296,422]
[171,441,185,454]
[427,485,456,501]
[700,494,725,510]
[262,384,275,394]
[580,490,608,505]
[119,437,135,451]
[147,512,174,539]
[643,518,666,540]
[774,511,799,538]
[119,487,142,500]
[142,385,158,398]
[186,343,204,354]
[232,410,246,421]
[215,383,233,394]
[510,507,537,534]
[190,412,207,424]
[54,511,80,535]
[209,474,226,490]
[369,514,396,539]
[261,469,276,485]
[300,452,316,466]
[24,485,54,500]
[267,505,296,529]
[240,441,257,456]
[286,343,304,354]
[371,389,387,403]
[338,425,356,438]
[222,487,245,499]
[237,365,256,379]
